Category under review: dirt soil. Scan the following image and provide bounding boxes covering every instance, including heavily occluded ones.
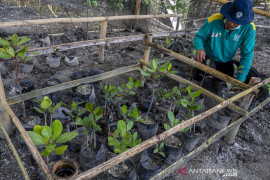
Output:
[0,1,270,180]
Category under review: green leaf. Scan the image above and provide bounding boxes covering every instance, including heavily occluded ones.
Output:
[55,132,78,143]
[94,107,103,117]
[134,80,141,87]
[159,152,166,157]
[41,126,52,141]
[153,149,158,153]
[33,125,43,136]
[127,121,134,131]
[139,69,150,76]
[40,150,50,156]
[187,86,191,95]
[181,98,189,107]
[114,148,121,154]
[160,142,164,149]
[126,81,133,90]
[151,58,158,70]
[165,37,170,45]
[121,105,127,115]
[160,61,170,70]
[168,63,172,71]
[54,102,63,109]
[41,98,52,110]
[55,145,68,155]
[167,111,175,122]
[164,123,171,131]
[117,120,126,136]
[146,67,155,73]
[6,47,15,57]
[75,118,84,126]
[17,37,31,45]
[26,131,45,145]
[85,102,94,113]
[51,120,62,142]
[129,91,136,95]
[0,38,10,46]
[11,34,19,46]
[132,132,138,140]
[233,63,238,69]
[45,144,55,152]
[180,127,190,133]
[191,90,202,99]
[206,59,211,66]
[191,105,203,111]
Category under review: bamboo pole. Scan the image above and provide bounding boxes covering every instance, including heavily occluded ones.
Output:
[140,59,248,116]
[0,14,183,28]
[224,77,261,144]
[0,95,53,179]
[99,20,107,64]
[144,40,251,90]
[0,121,30,180]
[26,29,198,57]
[7,64,140,105]
[134,0,142,29]
[0,74,13,139]
[151,96,270,180]
[25,29,197,57]
[212,0,270,18]
[73,78,270,180]
[141,34,153,86]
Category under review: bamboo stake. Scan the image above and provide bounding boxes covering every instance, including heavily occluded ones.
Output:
[134,0,142,29]
[99,20,107,64]
[144,40,251,90]
[7,64,140,105]
[0,121,30,180]
[0,14,183,28]
[141,34,153,86]
[0,74,13,139]
[212,0,270,18]
[73,78,270,180]
[151,96,270,180]
[224,77,261,144]
[26,29,198,57]
[0,96,53,180]
[140,59,248,116]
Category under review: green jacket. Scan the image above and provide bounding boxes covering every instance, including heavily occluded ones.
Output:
[194,13,256,82]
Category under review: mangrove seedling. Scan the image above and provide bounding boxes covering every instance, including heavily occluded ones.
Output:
[33,96,63,126]
[25,120,78,163]
[75,102,103,149]
[153,142,165,157]
[66,101,85,125]
[163,86,183,113]
[163,111,189,133]
[139,58,177,117]
[0,34,40,119]
[120,105,145,123]
[108,120,141,154]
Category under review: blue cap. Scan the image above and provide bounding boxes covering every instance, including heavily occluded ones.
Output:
[220,0,254,25]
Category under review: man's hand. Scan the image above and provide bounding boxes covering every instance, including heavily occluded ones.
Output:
[195,49,206,63]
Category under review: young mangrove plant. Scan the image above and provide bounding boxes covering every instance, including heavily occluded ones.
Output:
[139,58,177,117]
[180,86,202,132]
[108,120,141,154]
[0,34,40,119]
[120,104,145,124]
[75,102,103,149]
[66,101,85,125]
[163,111,189,133]
[164,86,183,113]
[25,120,78,163]
[33,96,63,126]
[153,142,165,157]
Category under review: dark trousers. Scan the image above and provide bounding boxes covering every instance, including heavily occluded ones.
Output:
[194,55,261,84]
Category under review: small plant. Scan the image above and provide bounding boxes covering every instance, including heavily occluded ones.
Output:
[153,142,165,157]
[108,120,141,154]
[120,105,145,123]
[164,37,171,48]
[75,102,103,149]
[163,86,183,113]
[66,101,85,124]
[0,34,40,119]
[33,96,63,126]
[163,111,189,132]
[25,120,78,163]
[226,64,244,91]
[139,58,177,117]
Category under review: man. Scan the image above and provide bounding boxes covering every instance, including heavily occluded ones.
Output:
[193,0,259,84]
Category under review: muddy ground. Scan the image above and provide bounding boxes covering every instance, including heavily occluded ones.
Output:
[0,1,270,180]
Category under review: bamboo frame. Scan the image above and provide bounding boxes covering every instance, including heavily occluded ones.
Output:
[0,121,30,180]
[73,77,270,179]
[140,59,248,116]
[141,34,153,86]
[26,29,198,56]
[0,14,182,28]
[144,40,251,90]
[151,96,270,180]
[6,64,140,105]
[212,0,270,18]
[99,20,107,64]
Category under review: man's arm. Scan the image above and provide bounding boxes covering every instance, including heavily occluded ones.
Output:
[237,25,256,82]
